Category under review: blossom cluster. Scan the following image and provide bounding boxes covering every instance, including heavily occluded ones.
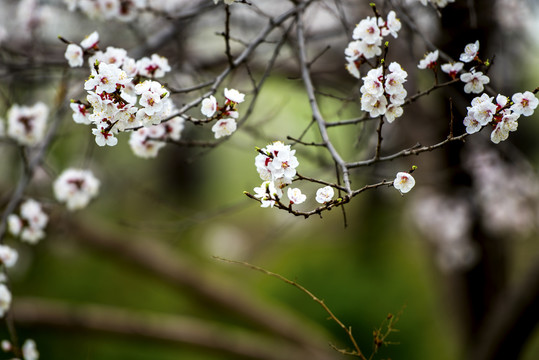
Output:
[252,142,338,208]
[53,168,100,211]
[7,199,48,244]
[66,32,186,158]
[417,41,489,94]
[464,91,538,143]
[0,102,49,147]
[360,62,408,122]
[200,88,245,139]
[345,10,401,78]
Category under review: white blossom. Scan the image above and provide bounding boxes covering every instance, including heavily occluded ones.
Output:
[22,339,39,360]
[224,88,245,104]
[417,50,438,69]
[80,31,99,50]
[201,95,218,117]
[393,172,415,194]
[53,168,100,211]
[0,246,18,268]
[459,40,480,63]
[511,91,538,116]
[212,118,237,139]
[65,44,84,67]
[460,70,489,94]
[315,186,334,204]
[287,188,306,205]
[7,102,49,146]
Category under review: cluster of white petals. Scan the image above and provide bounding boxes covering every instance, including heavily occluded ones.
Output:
[464,91,538,144]
[360,62,408,122]
[253,141,301,207]
[201,88,244,139]
[345,11,401,78]
[65,32,182,155]
[53,168,100,211]
[6,102,49,146]
[393,172,415,194]
[7,199,48,244]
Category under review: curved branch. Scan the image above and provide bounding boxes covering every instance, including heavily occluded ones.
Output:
[12,298,314,360]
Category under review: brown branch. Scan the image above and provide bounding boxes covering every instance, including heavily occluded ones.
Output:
[54,217,336,360]
[214,258,368,360]
[12,298,313,360]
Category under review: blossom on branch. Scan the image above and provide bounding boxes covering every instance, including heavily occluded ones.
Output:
[6,102,49,146]
[460,70,490,94]
[53,168,100,211]
[287,188,306,205]
[0,246,18,268]
[459,40,480,63]
[65,44,84,67]
[315,186,334,204]
[393,172,415,194]
[417,50,439,69]
[511,91,539,116]
[212,118,237,139]
[441,62,463,79]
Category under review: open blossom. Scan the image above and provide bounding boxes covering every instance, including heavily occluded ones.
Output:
[80,31,99,50]
[511,91,538,116]
[136,54,171,78]
[22,339,39,360]
[212,118,236,139]
[92,123,118,146]
[316,186,334,204]
[353,16,381,44]
[253,181,279,208]
[0,284,11,317]
[84,61,131,94]
[224,88,245,104]
[394,172,415,194]
[460,70,489,94]
[417,50,438,69]
[53,168,100,211]
[287,188,306,205]
[441,62,464,78]
[0,246,18,268]
[65,44,84,67]
[380,10,401,38]
[201,95,217,117]
[8,199,48,244]
[460,40,480,63]
[7,102,49,146]
[70,102,92,124]
[491,110,519,144]
[255,141,299,183]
